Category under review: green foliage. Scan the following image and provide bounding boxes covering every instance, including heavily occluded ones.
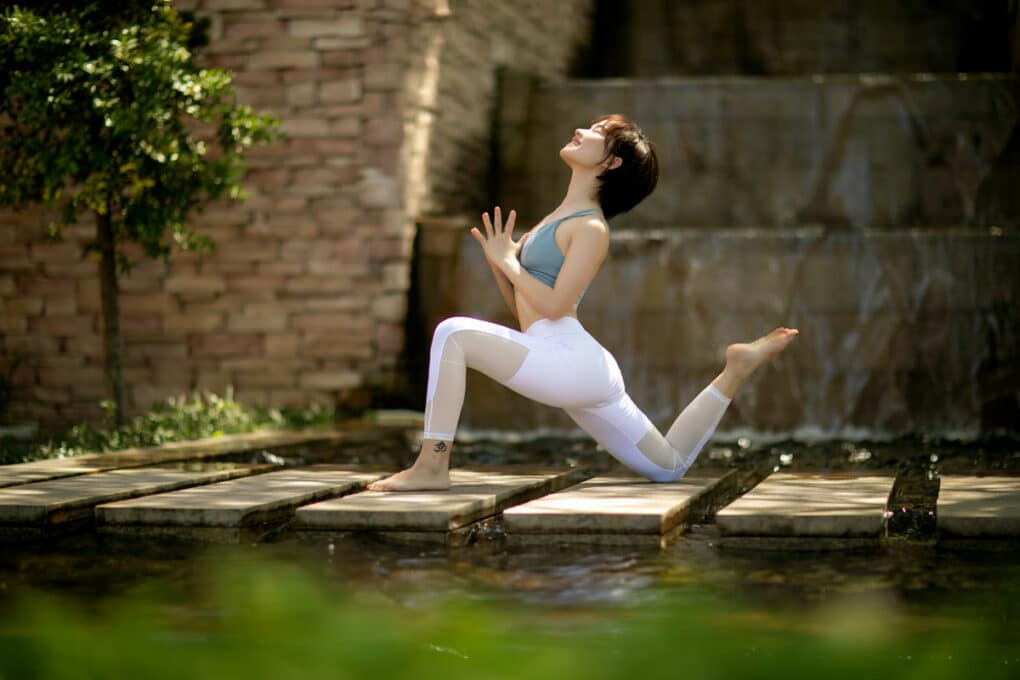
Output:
[19,389,335,463]
[0,555,1017,679]
[0,0,280,269]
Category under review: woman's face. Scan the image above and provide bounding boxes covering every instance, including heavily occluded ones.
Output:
[559,120,619,170]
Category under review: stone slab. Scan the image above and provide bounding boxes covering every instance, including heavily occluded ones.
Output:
[716,472,896,537]
[0,463,270,526]
[938,476,1020,539]
[0,457,115,489]
[503,470,738,537]
[96,465,386,528]
[0,431,342,488]
[295,467,580,532]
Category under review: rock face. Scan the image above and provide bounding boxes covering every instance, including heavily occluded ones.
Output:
[578,0,1014,77]
[422,224,1019,438]
[503,75,1019,232]
[412,22,1019,440]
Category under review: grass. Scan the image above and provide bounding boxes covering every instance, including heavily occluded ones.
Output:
[0,388,337,465]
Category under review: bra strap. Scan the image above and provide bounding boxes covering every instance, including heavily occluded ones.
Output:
[553,208,597,224]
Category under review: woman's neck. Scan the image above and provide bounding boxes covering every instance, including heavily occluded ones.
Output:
[555,166,602,214]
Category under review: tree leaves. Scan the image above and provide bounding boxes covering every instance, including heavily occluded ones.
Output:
[0,0,280,271]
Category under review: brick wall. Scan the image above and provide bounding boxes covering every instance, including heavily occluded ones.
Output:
[0,0,593,430]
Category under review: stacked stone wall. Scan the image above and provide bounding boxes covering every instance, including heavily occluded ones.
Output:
[580,0,1014,78]
[504,75,1020,231]
[0,0,593,431]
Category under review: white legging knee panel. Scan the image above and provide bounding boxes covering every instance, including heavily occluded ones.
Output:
[423,315,732,483]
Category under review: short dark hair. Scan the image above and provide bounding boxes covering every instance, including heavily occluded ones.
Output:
[589,114,659,220]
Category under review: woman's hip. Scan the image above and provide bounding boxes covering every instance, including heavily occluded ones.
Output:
[506,325,625,408]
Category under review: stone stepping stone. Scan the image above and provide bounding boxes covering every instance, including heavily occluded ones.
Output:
[295,467,578,541]
[0,431,341,488]
[0,463,269,534]
[716,472,897,547]
[0,456,117,489]
[502,470,739,547]
[96,465,385,531]
[938,475,1020,541]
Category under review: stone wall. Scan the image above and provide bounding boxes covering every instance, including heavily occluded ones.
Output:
[418,224,1020,439]
[0,0,593,431]
[500,74,1020,231]
[578,0,1015,77]
[431,8,1020,440]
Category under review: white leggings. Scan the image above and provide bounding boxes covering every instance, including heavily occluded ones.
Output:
[424,315,732,483]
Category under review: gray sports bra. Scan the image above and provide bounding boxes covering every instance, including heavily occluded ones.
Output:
[518,208,598,302]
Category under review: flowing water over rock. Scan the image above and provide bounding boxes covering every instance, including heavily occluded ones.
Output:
[417,224,1019,439]
[412,73,1020,439]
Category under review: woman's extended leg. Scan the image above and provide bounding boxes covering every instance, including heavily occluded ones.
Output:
[566,327,798,482]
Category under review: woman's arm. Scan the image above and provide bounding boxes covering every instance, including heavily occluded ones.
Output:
[488,259,518,320]
[470,207,608,320]
[495,219,608,319]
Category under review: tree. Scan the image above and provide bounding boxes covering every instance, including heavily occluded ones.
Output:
[0,0,279,426]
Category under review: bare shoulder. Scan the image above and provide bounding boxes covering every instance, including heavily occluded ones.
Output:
[565,216,609,240]
[560,215,610,256]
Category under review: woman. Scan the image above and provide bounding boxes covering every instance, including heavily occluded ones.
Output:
[368,114,798,491]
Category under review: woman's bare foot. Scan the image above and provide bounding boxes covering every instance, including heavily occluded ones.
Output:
[727,327,800,378]
[712,327,799,398]
[366,464,450,491]
[366,439,452,491]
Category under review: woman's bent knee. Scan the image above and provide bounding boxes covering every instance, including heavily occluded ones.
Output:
[434,316,476,337]
[431,316,477,352]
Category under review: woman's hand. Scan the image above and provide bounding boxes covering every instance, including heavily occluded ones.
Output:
[470,206,520,266]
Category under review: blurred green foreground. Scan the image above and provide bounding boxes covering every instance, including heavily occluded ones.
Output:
[1,551,1017,680]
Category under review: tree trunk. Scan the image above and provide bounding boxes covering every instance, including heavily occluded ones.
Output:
[96,206,125,428]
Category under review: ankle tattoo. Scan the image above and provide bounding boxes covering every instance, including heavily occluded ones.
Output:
[432,441,449,454]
